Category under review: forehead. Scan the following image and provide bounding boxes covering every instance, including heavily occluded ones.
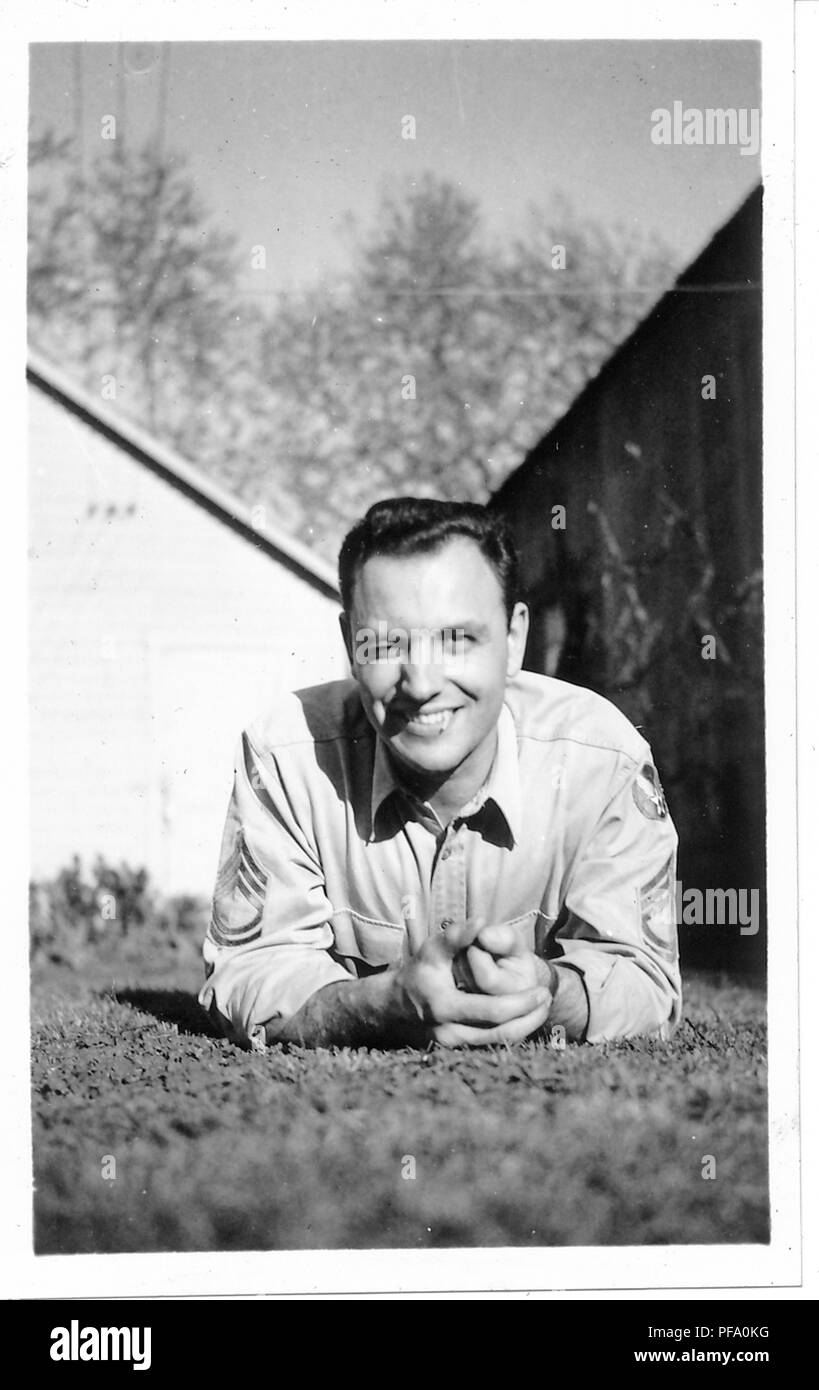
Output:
[351,537,505,621]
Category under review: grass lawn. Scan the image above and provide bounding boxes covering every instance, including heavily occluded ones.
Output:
[31,935,768,1253]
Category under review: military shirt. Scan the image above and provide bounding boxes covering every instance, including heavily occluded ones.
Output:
[199,670,681,1046]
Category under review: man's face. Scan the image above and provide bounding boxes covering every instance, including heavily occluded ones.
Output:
[343,537,528,787]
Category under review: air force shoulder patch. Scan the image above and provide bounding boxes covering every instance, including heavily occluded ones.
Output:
[632,763,668,821]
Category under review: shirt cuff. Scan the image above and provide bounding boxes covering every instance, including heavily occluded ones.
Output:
[559,950,680,1042]
[199,942,352,1046]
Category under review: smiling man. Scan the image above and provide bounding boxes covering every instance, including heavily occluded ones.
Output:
[199,498,681,1050]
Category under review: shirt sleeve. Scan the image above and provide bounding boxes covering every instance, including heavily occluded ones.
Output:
[552,753,682,1042]
[198,730,350,1046]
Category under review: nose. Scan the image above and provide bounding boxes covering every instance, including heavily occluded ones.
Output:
[398,653,444,704]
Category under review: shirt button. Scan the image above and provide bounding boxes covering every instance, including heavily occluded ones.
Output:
[440,917,455,931]
[440,847,452,861]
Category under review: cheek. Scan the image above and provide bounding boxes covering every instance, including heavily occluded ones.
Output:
[356,663,399,705]
[456,647,507,694]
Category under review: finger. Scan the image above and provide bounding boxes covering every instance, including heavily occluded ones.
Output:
[447,984,549,1028]
[474,923,527,957]
[433,911,486,956]
[434,998,551,1048]
[464,944,503,993]
[446,915,485,955]
[452,948,479,993]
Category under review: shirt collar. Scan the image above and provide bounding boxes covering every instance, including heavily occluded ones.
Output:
[369,701,521,845]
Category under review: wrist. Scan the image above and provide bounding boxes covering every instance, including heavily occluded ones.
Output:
[535,957,560,994]
[541,961,590,1042]
[258,971,427,1049]
[383,967,429,1043]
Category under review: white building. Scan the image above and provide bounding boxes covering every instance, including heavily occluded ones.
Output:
[28,352,348,894]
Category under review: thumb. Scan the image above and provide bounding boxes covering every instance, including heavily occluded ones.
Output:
[474,922,525,957]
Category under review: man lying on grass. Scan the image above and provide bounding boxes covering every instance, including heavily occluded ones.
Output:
[199,498,681,1050]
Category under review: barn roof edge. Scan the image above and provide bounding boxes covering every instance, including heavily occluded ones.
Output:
[27,348,340,601]
[490,181,762,508]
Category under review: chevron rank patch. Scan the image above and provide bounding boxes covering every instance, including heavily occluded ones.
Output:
[210,821,267,948]
[639,856,677,961]
[632,763,668,821]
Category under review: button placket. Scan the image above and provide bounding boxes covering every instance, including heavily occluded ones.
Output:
[432,824,466,938]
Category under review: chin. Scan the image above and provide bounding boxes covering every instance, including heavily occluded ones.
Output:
[390,736,463,776]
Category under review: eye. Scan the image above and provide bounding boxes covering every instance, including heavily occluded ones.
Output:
[370,643,400,662]
[353,630,406,665]
[441,629,472,657]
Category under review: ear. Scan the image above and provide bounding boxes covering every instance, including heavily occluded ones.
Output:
[506,602,529,679]
[339,611,355,670]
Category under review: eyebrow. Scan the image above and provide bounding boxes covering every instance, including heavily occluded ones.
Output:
[445,622,491,638]
[356,619,494,640]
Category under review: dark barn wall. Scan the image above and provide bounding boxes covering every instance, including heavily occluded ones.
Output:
[492,187,764,977]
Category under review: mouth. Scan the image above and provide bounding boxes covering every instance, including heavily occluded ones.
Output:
[395,707,459,737]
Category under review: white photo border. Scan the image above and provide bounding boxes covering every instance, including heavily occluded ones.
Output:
[0,0,805,1299]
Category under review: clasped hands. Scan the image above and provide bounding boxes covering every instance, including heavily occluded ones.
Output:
[394,918,556,1047]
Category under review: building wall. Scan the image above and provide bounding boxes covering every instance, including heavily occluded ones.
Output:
[29,385,347,894]
[492,188,764,973]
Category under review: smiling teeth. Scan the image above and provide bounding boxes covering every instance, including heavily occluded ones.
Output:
[410,710,453,726]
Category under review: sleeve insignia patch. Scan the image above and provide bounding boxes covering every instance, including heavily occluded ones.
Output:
[210,828,267,947]
[639,856,678,961]
[632,763,668,821]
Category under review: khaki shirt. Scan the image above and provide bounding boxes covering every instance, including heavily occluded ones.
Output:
[199,670,681,1045]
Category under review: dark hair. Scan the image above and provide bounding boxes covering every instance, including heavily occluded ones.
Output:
[338,497,520,624]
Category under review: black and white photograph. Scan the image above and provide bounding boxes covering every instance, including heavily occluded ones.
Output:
[2,0,808,1307]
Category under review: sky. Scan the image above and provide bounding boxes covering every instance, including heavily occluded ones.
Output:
[29,40,761,294]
